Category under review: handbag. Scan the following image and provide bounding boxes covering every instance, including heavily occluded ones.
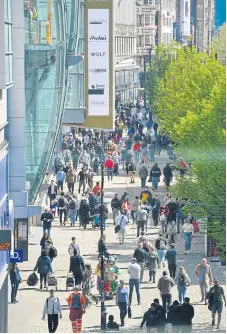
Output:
[128,305,132,318]
[115,225,121,234]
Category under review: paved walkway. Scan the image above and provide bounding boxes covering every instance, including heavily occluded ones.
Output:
[8,153,226,333]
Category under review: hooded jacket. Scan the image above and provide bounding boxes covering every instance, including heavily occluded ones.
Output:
[34,255,52,274]
[157,275,174,295]
[180,303,194,325]
[165,249,177,265]
[139,165,148,179]
[167,305,182,325]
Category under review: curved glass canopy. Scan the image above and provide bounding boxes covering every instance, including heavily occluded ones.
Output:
[25,0,68,204]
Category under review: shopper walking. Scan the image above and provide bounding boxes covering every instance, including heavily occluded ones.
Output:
[166,300,182,333]
[68,237,80,257]
[157,271,174,312]
[34,249,52,289]
[165,244,177,278]
[138,164,149,188]
[116,280,129,327]
[149,163,161,191]
[140,303,161,333]
[10,263,22,303]
[207,279,226,330]
[181,218,194,254]
[195,258,213,304]
[180,297,194,333]
[56,167,66,191]
[104,156,115,181]
[147,249,159,283]
[42,289,62,333]
[40,207,54,236]
[133,243,147,281]
[48,180,58,201]
[155,234,167,268]
[111,193,121,225]
[67,286,86,333]
[66,167,76,194]
[174,267,191,304]
[70,249,85,286]
[57,192,68,226]
[128,258,141,305]
[116,212,128,244]
[136,206,148,237]
[167,221,177,245]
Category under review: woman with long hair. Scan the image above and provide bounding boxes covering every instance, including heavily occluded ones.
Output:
[174,266,191,304]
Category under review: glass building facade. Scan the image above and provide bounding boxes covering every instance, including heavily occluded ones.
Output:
[24,0,68,203]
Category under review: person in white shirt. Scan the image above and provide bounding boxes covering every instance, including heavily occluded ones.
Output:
[68,237,80,256]
[116,212,128,244]
[84,133,90,146]
[42,289,62,333]
[128,258,141,305]
[181,218,194,254]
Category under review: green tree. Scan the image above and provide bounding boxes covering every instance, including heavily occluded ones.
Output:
[212,23,226,67]
[152,46,226,259]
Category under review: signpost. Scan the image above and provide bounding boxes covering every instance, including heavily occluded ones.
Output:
[0,230,11,251]
[10,249,24,263]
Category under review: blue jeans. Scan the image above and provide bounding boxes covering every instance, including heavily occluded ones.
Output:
[184,232,192,251]
[140,177,146,188]
[11,282,19,302]
[157,249,165,266]
[161,294,172,312]
[135,151,140,162]
[118,302,128,325]
[69,209,76,226]
[176,214,183,233]
[152,177,158,190]
[129,278,140,304]
[149,151,155,162]
[107,169,113,180]
[178,285,188,304]
[43,226,51,236]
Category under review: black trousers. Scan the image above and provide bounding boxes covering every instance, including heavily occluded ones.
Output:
[48,314,59,333]
[40,273,47,287]
[168,264,177,278]
[67,183,74,194]
[57,180,63,191]
[59,209,67,225]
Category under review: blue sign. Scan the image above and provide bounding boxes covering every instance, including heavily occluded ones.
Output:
[10,249,24,263]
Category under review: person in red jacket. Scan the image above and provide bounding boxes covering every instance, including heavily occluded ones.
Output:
[104,156,115,181]
[133,141,141,163]
[159,204,170,216]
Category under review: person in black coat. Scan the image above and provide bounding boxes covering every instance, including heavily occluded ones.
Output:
[153,298,166,333]
[167,199,177,223]
[140,303,162,331]
[40,208,54,236]
[40,233,49,249]
[167,300,183,333]
[180,297,194,333]
[163,163,173,188]
[69,249,85,286]
[78,199,90,229]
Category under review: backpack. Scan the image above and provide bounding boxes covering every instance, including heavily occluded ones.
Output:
[46,297,59,307]
[49,246,58,258]
[71,293,81,309]
[160,240,165,250]
[179,274,187,286]
[58,197,65,207]
[69,200,76,210]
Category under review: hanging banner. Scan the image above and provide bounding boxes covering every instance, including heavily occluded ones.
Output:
[83,0,115,130]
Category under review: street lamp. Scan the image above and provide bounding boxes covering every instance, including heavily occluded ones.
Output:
[144,46,154,109]
[100,130,107,329]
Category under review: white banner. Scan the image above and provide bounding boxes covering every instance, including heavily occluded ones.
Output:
[88,9,109,116]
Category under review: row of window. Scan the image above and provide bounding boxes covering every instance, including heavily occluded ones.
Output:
[163,16,172,27]
[4,0,13,86]
[163,32,172,45]
[137,33,156,47]
[144,0,155,5]
[115,36,135,56]
[137,14,155,27]
[115,69,139,86]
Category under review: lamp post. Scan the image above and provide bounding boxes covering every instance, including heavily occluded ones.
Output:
[144,46,153,110]
[100,130,106,329]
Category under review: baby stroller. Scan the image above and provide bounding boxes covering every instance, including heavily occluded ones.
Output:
[113,163,119,176]
[46,272,58,291]
[66,272,74,291]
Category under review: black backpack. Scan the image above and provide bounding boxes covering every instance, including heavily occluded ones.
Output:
[69,200,76,210]
[58,197,65,207]
[49,246,58,258]
[179,274,187,286]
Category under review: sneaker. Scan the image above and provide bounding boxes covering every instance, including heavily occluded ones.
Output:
[184,251,187,254]
[212,320,215,326]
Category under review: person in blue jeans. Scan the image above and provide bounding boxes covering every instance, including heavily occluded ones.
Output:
[10,263,22,303]
[128,258,141,305]
[116,280,129,326]
[174,266,191,304]
[181,219,194,254]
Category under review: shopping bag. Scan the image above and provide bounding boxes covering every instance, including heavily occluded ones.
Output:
[27,272,38,286]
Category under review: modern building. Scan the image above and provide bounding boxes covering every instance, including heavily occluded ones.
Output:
[175,0,191,44]
[136,0,176,68]
[190,0,215,52]
[114,0,140,106]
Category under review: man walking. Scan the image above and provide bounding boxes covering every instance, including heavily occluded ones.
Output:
[77,167,86,194]
[104,156,115,181]
[42,289,62,333]
[165,244,177,278]
[48,180,58,201]
[128,258,141,305]
[138,164,149,188]
[57,192,68,226]
[40,207,54,236]
[157,270,174,312]
[207,279,226,330]
[149,163,161,191]
[180,297,194,333]
[56,167,66,191]
[115,212,128,244]
[111,193,121,225]
[195,258,213,304]
[136,206,148,237]
[133,243,147,282]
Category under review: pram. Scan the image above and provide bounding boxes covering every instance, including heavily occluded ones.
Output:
[66,272,74,291]
[46,272,58,291]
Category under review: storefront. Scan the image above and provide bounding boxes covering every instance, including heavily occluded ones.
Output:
[115,66,140,106]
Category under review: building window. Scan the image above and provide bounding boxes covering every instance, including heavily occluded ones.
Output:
[144,0,155,5]
[144,34,154,47]
[144,14,155,27]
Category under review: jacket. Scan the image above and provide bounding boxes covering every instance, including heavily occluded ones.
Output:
[104,159,114,169]
[180,303,194,325]
[40,212,53,228]
[147,251,159,270]
[79,202,90,218]
[56,170,65,182]
[133,248,147,263]
[98,204,108,219]
[48,184,57,196]
[34,255,52,274]
[43,296,62,317]
[66,170,76,184]
[136,209,148,222]
[70,255,85,274]
[150,166,161,178]
[139,165,148,179]
[163,165,173,178]
[131,198,140,211]
[141,308,160,328]
[157,275,174,295]
[167,223,177,235]
[40,237,48,249]
[111,197,121,209]
[155,238,167,250]
[195,263,213,284]
[165,249,177,265]
[174,272,191,287]
[10,268,22,284]
[167,305,182,325]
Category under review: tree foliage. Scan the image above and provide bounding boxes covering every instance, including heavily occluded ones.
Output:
[149,46,226,259]
[212,23,226,67]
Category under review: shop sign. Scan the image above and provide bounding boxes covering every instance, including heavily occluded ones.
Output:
[0,230,11,251]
